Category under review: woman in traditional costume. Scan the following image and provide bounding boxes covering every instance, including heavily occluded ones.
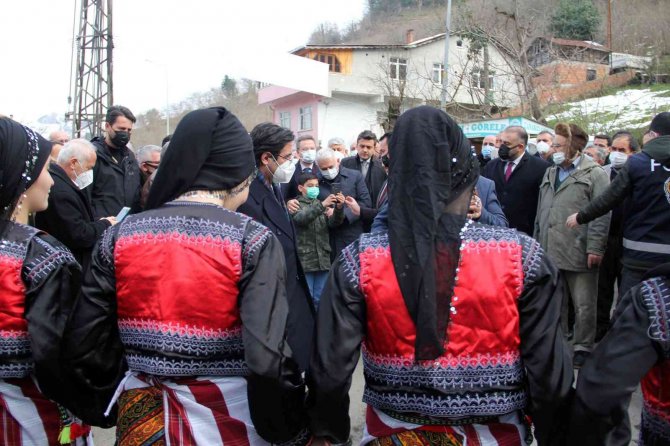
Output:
[61,107,310,445]
[0,117,90,445]
[307,106,573,446]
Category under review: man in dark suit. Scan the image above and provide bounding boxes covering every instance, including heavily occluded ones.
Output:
[340,130,387,232]
[35,139,117,271]
[315,148,372,260]
[482,125,550,236]
[237,123,315,371]
[283,134,319,201]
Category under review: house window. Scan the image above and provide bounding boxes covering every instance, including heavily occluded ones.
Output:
[389,57,407,81]
[279,111,290,129]
[432,63,444,83]
[299,106,312,130]
[586,69,597,81]
[471,69,494,89]
[313,53,341,73]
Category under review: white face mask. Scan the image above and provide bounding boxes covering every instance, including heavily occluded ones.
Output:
[301,149,316,164]
[321,167,339,180]
[527,144,538,156]
[490,147,499,159]
[552,152,566,165]
[74,161,94,189]
[271,157,295,184]
[536,141,551,154]
[610,151,629,168]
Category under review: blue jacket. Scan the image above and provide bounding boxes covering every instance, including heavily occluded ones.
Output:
[372,177,508,232]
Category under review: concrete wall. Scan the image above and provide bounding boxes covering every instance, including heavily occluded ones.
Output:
[271,92,321,141]
[334,38,521,109]
[318,93,384,147]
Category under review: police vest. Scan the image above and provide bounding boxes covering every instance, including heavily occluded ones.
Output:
[622,152,670,266]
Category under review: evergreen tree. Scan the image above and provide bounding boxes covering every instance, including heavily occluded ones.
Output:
[551,0,602,41]
[221,75,238,99]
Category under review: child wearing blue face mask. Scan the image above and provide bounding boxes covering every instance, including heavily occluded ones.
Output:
[291,172,345,306]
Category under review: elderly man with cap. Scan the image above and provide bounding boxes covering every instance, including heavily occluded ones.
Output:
[308,106,572,446]
[0,117,90,445]
[535,122,611,368]
[60,108,311,445]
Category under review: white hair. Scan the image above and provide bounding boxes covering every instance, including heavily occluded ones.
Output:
[57,138,95,165]
[328,137,344,146]
[137,144,162,163]
[316,147,337,163]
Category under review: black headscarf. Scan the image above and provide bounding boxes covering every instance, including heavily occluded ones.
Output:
[387,106,479,360]
[146,107,255,209]
[0,117,52,220]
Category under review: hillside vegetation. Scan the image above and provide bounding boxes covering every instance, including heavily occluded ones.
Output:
[311,0,670,58]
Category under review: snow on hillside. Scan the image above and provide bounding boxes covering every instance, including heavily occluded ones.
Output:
[547,87,670,133]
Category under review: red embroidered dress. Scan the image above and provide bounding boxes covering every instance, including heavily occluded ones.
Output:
[0,220,85,445]
[63,201,310,445]
[570,270,670,445]
[308,224,573,445]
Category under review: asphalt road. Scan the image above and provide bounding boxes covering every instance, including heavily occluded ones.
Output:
[91,361,643,445]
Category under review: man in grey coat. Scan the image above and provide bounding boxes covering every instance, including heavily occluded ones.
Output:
[534,122,611,368]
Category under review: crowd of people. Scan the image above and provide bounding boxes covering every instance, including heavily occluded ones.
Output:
[0,104,669,446]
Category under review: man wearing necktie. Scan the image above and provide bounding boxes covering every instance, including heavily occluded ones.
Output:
[482,126,551,236]
[341,130,387,232]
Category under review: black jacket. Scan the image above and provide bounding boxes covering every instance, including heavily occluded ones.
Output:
[340,156,386,232]
[340,155,387,207]
[89,137,142,219]
[577,136,670,269]
[35,163,111,271]
[238,177,315,371]
[482,152,551,236]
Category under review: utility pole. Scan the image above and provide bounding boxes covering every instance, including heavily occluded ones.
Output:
[440,0,452,110]
[607,0,612,50]
[67,0,114,139]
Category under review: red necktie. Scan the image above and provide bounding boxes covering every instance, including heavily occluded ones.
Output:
[504,162,514,182]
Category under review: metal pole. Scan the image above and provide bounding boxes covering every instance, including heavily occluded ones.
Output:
[440,0,452,110]
[165,66,170,135]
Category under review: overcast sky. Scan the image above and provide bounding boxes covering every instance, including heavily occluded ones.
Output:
[0,0,366,123]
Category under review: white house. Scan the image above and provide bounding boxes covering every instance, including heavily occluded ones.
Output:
[258,31,522,145]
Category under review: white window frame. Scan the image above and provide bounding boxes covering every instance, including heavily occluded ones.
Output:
[279,111,291,129]
[299,106,312,131]
[432,63,444,84]
[389,57,408,81]
[471,68,495,90]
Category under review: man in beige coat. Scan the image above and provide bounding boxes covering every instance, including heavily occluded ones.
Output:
[534,123,611,368]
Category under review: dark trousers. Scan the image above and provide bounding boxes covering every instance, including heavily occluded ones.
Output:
[619,265,648,300]
[596,235,622,338]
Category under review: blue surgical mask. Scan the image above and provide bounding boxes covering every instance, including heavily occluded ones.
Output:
[482,144,494,159]
[306,186,320,199]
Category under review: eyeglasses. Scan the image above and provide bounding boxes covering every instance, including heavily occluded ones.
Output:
[551,143,564,149]
[277,153,295,162]
[50,140,69,145]
[143,162,159,168]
